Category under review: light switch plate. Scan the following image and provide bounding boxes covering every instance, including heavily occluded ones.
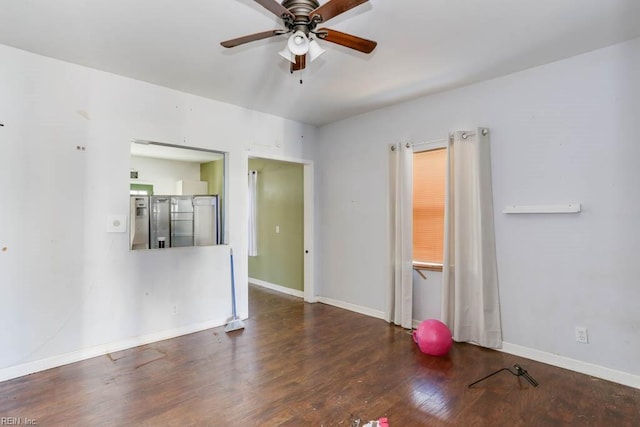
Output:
[107,215,127,233]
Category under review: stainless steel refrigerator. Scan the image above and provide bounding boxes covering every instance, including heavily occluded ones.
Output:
[150,196,170,249]
[170,196,194,247]
[130,196,149,250]
[132,195,219,250]
[193,195,219,246]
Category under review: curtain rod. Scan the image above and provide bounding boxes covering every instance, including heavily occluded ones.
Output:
[390,138,446,151]
[461,129,489,139]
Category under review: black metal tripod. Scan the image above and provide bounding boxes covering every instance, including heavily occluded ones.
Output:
[468,364,539,388]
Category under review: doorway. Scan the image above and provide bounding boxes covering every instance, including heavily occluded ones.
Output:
[247,154,315,303]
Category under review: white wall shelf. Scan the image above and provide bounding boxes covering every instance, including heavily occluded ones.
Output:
[502,203,581,214]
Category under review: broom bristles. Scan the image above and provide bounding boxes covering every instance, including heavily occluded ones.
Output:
[224,318,245,333]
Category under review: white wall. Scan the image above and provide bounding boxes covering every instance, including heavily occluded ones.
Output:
[412,271,442,325]
[312,37,640,381]
[3,36,639,386]
[130,155,202,195]
[0,44,314,380]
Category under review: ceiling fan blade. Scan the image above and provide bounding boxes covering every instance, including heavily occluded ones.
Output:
[311,0,369,23]
[291,54,307,72]
[254,0,295,20]
[318,28,377,54]
[221,30,283,48]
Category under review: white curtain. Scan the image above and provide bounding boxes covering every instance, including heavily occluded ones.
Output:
[388,143,413,328]
[248,170,258,257]
[442,128,502,348]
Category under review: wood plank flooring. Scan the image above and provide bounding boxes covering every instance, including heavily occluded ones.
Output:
[1,284,639,426]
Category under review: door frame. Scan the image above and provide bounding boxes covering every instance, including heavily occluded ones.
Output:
[247,153,316,303]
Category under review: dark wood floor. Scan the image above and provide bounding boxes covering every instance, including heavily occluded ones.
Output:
[1,285,639,426]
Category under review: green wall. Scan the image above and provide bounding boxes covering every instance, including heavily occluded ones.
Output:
[200,159,224,197]
[248,158,304,292]
[129,183,154,195]
[201,159,225,243]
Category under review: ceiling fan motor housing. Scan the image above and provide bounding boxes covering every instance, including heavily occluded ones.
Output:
[282,0,321,34]
[282,0,320,19]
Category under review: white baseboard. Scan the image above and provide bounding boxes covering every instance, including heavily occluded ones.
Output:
[249,278,304,299]
[7,307,637,392]
[316,296,386,320]
[500,341,640,389]
[0,317,227,383]
[384,319,640,389]
[250,277,386,323]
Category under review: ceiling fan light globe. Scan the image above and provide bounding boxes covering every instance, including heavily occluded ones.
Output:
[278,47,297,63]
[308,39,326,62]
[288,30,310,56]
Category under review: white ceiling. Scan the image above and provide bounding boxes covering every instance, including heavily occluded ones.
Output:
[1,0,639,126]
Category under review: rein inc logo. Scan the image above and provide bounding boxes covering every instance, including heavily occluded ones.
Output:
[1,418,37,425]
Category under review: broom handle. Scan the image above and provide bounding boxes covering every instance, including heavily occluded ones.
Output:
[230,248,237,319]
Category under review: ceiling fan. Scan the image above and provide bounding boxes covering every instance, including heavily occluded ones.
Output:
[221,0,377,72]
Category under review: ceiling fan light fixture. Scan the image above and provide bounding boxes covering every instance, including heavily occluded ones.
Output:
[278,47,297,63]
[287,30,310,56]
[220,0,377,72]
[308,39,326,62]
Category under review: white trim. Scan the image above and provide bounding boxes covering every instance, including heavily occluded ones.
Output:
[249,278,304,298]
[0,317,228,383]
[303,162,317,303]
[412,261,443,268]
[317,296,386,320]
[246,152,316,304]
[247,151,309,165]
[500,341,640,389]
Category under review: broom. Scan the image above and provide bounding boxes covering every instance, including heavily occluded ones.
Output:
[224,248,245,332]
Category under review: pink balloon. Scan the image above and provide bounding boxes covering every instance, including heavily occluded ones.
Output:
[412,319,453,356]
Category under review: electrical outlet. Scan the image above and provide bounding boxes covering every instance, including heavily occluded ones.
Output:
[172,305,178,315]
[575,327,588,344]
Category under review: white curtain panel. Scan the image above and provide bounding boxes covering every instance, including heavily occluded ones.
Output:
[442,128,502,348]
[388,143,414,329]
[248,170,258,257]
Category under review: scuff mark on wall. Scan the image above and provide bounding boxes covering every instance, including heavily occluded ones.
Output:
[76,110,91,120]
